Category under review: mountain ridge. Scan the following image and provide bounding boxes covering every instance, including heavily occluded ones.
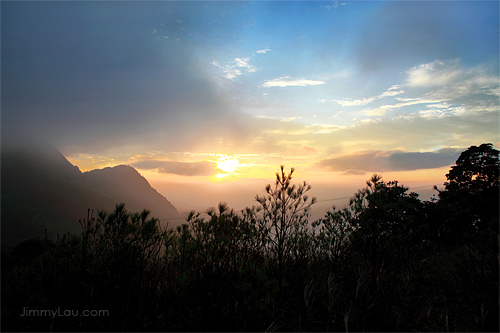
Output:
[1,143,180,245]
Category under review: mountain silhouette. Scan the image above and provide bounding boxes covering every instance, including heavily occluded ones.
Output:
[1,142,180,245]
[80,165,179,223]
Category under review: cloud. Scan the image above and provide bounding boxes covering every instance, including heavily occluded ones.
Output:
[316,148,462,173]
[353,60,499,118]
[420,61,500,101]
[254,115,276,120]
[2,2,264,155]
[333,87,404,107]
[281,116,302,122]
[361,109,387,116]
[353,2,497,75]
[307,123,346,134]
[255,49,271,54]
[132,160,222,177]
[254,115,302,122]
[366,60,500,119]
[241,101,498,159]
[262,76,325,88]
[341,169,367,176]
[296,146,318,155]
[212,57,257,79]
[322,1,350,10]
[377,98,443,110]
[406,60,462,87]
[235,58,253,69]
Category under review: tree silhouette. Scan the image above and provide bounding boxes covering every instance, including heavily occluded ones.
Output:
[445,143,499,192]
[3,157,499,332]
[255,166,316,292]
[343,175,423,294]
[437,143,499,237]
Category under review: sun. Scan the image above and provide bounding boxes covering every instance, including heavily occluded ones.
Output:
[212,155,256,180]
[216,156,240,174]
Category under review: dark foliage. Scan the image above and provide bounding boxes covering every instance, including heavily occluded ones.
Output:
[2,145,499,332]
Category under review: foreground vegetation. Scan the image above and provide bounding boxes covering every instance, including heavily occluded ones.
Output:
[2,144,499,332]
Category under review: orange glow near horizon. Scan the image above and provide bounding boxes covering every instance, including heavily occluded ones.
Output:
[66,151,452,192]
[64,150,456,219]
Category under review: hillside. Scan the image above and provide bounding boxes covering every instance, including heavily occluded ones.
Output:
[1,142,179,245]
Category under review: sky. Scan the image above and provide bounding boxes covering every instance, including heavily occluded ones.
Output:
[2,1,499,217]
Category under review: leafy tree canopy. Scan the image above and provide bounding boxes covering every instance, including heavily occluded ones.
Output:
[444,143,499,193]
[438,143,499,236]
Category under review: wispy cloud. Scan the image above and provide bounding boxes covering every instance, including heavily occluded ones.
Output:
[322,1,350,11]
[406,60,462,87]
[212,57,257,80]
[255,49,271,54]
[132,160,223,176]
[316,148,461,173]
[262,76,325,88]
[309,123,346,134]
[419,61,500,101]
[333,87,405,107]
[361,109,387,116]
[281,116,302,122]
[339,60,498,123]
[254,115,303,122]
[377,98,443,110]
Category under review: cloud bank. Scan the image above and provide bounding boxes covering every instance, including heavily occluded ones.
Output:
[317,148,462,174]
[262,77,325,88]
[132,160,223,177]
[333,85,404,107]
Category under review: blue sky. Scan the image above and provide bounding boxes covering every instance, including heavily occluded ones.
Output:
[2,1,499,200]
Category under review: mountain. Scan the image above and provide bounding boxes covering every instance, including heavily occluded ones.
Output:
[1,142,180,245]
[80,165,179,222]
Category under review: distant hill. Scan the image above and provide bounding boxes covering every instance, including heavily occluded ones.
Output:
[1,142,180,245]
[80,165,179,223]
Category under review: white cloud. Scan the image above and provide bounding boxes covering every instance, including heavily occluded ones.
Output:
[422,64,500,100]
[388,84,402,91]
[426,102,451,109]
[362,109,387,116]
[395,97,419,102]
[378,98,443,110]
[322,1,350,10]
[333,87,404,107]
[334,96,378,107]
[212,57,257,80]
[235,58,251,69]
[331,111,343,118]
[132,160,222,177]
[420,106,460,119]
[254,115,276,120]
[406,59,462,87]
[395,60,500,118]
[379,89,405,98]
[211,60,222,68]
[254,115,303,122]
[316,148,462,173]
[262,76,325,88]
[308,123,346,134]
[256,49,271,54]
[281,116,302,122]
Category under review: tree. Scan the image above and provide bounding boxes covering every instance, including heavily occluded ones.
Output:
[445,143,499,192]
[358,176,423,288]
[438,143,499,237]
[255,166,316,292]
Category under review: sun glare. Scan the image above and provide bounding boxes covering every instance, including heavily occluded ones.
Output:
[213,155,257,180]
[216,156,240,174]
